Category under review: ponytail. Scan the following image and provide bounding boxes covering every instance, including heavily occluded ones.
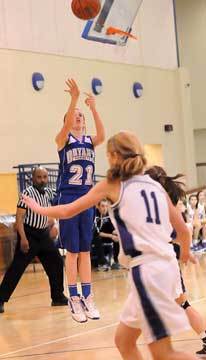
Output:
[145,166,185,205]
[106,132,147,183]
[107,154,147,182]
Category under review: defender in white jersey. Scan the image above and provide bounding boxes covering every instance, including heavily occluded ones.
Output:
[187,194,203,249]
[23,132,198,360]
[145,166,206,357]
[109,176,175,268]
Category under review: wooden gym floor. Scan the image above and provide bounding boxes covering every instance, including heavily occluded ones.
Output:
[1,254,206,360]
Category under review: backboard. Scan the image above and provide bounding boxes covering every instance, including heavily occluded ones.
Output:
[82,0,143,46]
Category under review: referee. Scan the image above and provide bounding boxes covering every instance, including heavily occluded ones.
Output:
[0,167,67,313]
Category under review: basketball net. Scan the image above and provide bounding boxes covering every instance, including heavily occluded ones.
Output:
[106,26,138,40]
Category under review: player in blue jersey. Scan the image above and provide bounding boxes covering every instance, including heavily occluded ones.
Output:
[55,78,105,322]
[23,131,197,360]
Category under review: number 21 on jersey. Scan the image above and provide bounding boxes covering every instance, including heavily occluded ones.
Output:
[68,165,93,186]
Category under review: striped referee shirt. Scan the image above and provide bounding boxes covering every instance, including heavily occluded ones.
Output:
[17,186,56,229]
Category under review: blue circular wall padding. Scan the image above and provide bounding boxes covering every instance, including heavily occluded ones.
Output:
[32,72,45,91]
[91,78,103,95]
[133,82,143,98]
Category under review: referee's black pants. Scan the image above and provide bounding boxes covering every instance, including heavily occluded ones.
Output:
[0,225,65,302]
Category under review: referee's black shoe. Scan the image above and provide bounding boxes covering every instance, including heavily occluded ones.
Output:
[0,302,4,313]
[51,295,68,307]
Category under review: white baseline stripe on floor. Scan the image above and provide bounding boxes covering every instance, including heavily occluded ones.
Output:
[0,322,118,358]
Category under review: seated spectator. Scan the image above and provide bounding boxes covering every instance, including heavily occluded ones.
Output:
[174,198,193,250]
[110,229,120,270]
[197,191,206,248]
[92,199,120,271]
[186,194,203,252]
[176,198,187,220]
[92,200,110,271]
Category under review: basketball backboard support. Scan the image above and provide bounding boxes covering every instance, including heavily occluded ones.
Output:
[82,0,143,46]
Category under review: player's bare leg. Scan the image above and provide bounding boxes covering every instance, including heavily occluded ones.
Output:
[115,323,143,360]
[79,251,100,319]
[149,336,198,360]
[66,252,87,323]
[66,252,78,284]
[78,251,91,283]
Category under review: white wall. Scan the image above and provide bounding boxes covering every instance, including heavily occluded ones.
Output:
[194,129,206,163]
[176,0,206,130]
[195,129,206,185]
[0,0,177,68]
[0,49,197,187]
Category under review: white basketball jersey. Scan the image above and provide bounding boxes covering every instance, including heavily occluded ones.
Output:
[187,204,195,221]
[109,174,175,268]
[198,203,205,219]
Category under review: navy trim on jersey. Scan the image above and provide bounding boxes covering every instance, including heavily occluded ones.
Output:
[110,182,124,209]
[124,175,165,194]
[56,147,67,193]
[57,193,63,248]
[113,207,142,258]
[179,268,186,293]
[132,266,169,340]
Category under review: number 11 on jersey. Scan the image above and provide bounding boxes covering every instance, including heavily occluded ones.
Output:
[141,190,161,224]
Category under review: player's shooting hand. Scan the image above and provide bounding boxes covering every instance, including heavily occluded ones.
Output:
[84,92,96,111]
[65,78,80,99]
[22,194,41,213]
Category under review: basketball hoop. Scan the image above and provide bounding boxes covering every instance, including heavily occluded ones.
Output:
[82,0,143,45]
[106,26,138,40]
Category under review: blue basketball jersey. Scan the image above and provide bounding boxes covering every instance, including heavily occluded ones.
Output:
[57,133,95,195]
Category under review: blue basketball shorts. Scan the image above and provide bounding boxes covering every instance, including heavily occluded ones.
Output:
[58,193,94,253]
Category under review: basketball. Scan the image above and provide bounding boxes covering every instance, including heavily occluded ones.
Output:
[71,0,101,20]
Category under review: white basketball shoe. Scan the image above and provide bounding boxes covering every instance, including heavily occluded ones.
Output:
[81,294,100,320]
[69,296,87,323]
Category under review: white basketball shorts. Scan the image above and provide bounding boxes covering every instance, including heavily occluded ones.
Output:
[120,257,190,344]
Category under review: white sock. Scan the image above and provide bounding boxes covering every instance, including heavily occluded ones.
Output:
[193,240,199,245]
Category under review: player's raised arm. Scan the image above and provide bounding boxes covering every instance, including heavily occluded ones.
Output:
[55,78,80,150]
[85,92,105,147]
[23,179,110,220]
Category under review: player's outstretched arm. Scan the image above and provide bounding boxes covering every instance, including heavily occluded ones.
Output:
[85,92,105,147]
[23,179,111,220]
[55,78,80,150]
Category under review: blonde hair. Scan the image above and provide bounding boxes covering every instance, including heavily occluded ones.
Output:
[107,131,147,182]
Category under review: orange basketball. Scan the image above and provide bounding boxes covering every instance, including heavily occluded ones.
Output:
[71,0,101,20]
